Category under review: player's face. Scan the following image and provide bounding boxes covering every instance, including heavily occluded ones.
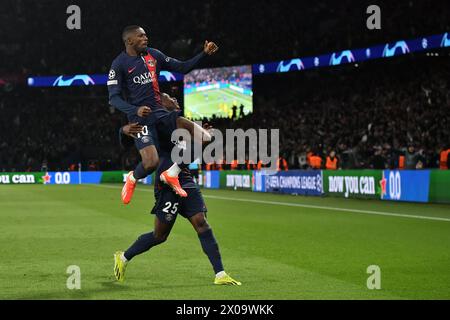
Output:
[130,28,149,53]
[161,93,180,110]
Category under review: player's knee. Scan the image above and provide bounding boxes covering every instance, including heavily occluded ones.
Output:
[195,215,210,234]
[154,231,169,243]
[142,157,158,171]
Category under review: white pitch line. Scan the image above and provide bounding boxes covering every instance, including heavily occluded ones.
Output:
[87,184,450,222]
[203,195,450,222]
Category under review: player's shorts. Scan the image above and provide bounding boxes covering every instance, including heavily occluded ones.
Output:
[151,187,207,224]
[134,122,158,150]
[133,109,181,151]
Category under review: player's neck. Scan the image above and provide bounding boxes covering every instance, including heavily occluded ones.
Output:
[125,47,145,57]
[125,47,139,56]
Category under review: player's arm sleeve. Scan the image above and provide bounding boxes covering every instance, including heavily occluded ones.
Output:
[158,49,207,74]
[109,95,137,115]
[107,62,138,115]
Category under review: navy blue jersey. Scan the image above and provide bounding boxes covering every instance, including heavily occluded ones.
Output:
[107,48,206,118]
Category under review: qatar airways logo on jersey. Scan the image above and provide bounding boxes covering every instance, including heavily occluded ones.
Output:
[133,72,156,85]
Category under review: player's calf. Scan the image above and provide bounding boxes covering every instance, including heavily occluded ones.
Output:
[190,212,211,234]
[141,157,159,172]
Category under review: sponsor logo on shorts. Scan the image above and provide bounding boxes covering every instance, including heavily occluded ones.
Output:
[165,214,174,222]
[141,136,150,144]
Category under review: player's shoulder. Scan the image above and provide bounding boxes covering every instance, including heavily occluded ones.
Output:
[111,51,127,66]
[147,48,166,60]
[147,47,162,55]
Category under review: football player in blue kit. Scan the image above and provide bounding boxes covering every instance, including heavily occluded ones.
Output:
[113,93,241,286]
[108,25,218,204]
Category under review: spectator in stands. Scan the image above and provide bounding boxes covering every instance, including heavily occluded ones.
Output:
[325,150,339,170]
[404,144,422,169]
[371,148,386,170]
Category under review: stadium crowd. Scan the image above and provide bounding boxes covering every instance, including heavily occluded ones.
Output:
[206,56,450,170]
[1,55,449,172]
[1,0,449,172]
[0,88,124,172]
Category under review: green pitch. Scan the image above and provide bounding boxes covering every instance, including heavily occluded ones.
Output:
[184,88,252,119]
[1,184,450,300]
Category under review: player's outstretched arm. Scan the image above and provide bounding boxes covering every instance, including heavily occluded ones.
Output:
[160,92,212,144]
[159,41,219,74]
[176,117,212,145]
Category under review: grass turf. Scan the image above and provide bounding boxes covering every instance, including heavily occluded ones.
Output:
[184,88,252,119]
[0,184,449,300]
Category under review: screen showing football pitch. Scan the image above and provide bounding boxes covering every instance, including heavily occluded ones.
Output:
[183,65,253,119]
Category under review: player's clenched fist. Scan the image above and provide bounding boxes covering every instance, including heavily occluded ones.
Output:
[204,41,219,55]
[137,106,151,117]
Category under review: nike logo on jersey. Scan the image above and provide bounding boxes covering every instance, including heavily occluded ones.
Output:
[128,66,137,73]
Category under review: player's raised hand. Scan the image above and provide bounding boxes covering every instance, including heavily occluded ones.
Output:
[123,122,144,138]
[204,41,219,55]
[137,106,151,117]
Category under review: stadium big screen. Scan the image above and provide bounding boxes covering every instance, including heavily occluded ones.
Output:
[183,65,253,119]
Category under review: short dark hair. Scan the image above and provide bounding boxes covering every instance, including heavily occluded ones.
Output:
[122,25,141,43]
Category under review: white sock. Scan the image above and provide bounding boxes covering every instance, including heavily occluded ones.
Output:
[166,163,181,177]
[120,253,128,263]
[203,130,212,142]
[129,172,136,182]
[216,271,226,278]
